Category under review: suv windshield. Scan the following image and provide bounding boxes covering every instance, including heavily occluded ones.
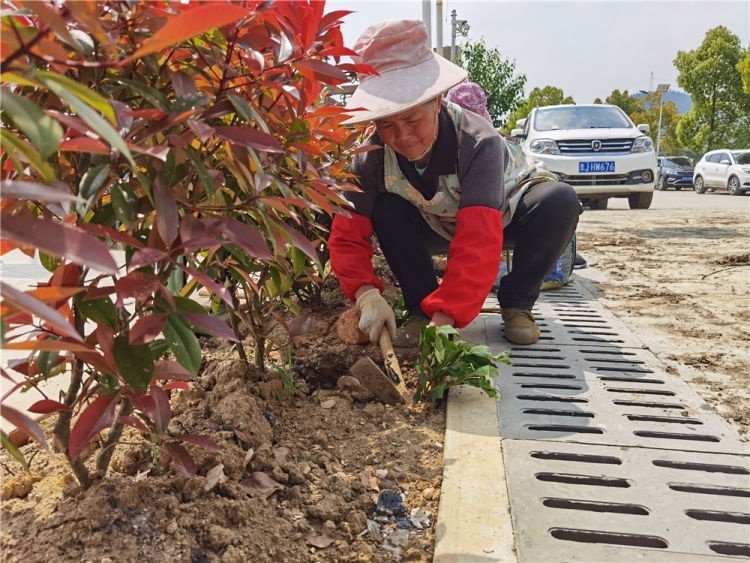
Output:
[534,106,631,131]
[733,151,750,165]
[663,157,693,167]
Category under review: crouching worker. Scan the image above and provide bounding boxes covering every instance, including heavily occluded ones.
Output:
[328,20,581,346]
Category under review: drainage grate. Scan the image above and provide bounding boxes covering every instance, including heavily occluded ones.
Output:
[464,284,750,561]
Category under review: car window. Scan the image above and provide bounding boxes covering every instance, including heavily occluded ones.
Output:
[664,157,692,167]
[733,151,750,165]
[533,106,630,131]
[706,153,722,163]
[718,152,731,164]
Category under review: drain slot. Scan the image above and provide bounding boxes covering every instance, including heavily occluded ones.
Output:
[543,498,649,515]
[606,388,675,396]
[536,473,630,487]
[669,483,750,497]
[549,528,668,549]
[595,366,653,374]
[600,376,664,384]
[634,430,719,442]
[613,400,685,409]
[513,373,576,380]
[522,408,594,418]
[516,395,588,403]
[530,452,621,464]
[707,541,750,557]
[652,460,750,474]
[528,424,603,434]
[521,383,583,390]
[685,509,750,524]
[627,415,702,424]
[513,363,571,369]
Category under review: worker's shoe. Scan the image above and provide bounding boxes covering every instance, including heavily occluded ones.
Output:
[501,308,540,345]
[391,316,426,348]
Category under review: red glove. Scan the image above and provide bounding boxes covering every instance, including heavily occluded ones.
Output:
[421,206,503,328]
[329,213,383,301]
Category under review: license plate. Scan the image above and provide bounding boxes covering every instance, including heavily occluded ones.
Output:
[579,161,615,173]
[683,176,693,181]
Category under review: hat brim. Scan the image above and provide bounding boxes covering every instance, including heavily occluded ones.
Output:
[342,55,467,125]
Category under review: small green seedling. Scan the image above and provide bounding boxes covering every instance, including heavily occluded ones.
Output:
[413,325,510,404]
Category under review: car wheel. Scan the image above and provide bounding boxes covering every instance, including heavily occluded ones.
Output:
[675,186,682,191]
[656,176,666,190]
[589,198,608,210]
[628,191,653,209]
[694,176,707,194]
[727,176,742,195]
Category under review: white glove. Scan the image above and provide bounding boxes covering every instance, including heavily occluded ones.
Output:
[356,288,397,344]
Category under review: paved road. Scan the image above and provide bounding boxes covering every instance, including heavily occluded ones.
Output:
[606,187,750,212]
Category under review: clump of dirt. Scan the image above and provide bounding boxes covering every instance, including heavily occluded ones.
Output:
[1,275,445,563]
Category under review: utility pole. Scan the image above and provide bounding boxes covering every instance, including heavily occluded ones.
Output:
[450,9,469,63]
[436,0,443,58]
[422,0,431,49]
[655,83,670,157]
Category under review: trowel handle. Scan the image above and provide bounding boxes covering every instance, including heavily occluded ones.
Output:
[379,330,407,394]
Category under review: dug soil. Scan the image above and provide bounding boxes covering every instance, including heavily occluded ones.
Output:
[2,201,748,562]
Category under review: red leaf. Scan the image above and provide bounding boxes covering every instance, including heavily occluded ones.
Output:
[214,126,284,153]
[164,442,196,477]
[177,264,234,309]
[274,221,318,260]
[28,399,70,414]
[183,312,239,342]
[127,4,250,62]
[77,223,144,249]
[153,178,178,246]
[0,405,47,448]
[174,433,222,452]
[295,59,347,85]
[1,214,117,274]
[128,248,168,271]
[0,282,84,342]
[117,415,151,434]
[150,385,171,434]
[129,313,167,345]
[115,271,160,307]
[154,360,194,381]
[59,137,110,154]
[0,180,85,203]
[162,381,190,391]
[69,393,118,461]
[220,217,272,259]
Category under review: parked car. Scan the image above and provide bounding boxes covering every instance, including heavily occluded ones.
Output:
[693,149,750,195]
[656,156,694,190]
[511,104,657,210]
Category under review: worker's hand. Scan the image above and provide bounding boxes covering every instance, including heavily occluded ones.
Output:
[429,311,455,328]
[356,288,397,344]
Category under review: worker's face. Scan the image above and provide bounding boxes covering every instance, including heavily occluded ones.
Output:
[374,97,441,161]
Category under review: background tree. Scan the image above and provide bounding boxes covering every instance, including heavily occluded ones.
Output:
[606,89,642,116]
[674,26,750,152]
[459,38,526,127]
[628,92,682,157]
[738,50,750,94]
[503,85,573,133]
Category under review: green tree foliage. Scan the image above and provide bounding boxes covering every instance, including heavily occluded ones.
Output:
[629,92,682,156]
[459,38,526,127]
[674,26,750,152]
[738,50,750,94]
[504,85,573,133]
[606,89,642,117]
[0,0,360,487]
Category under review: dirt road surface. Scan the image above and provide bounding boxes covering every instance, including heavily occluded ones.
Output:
[574,189,749,437]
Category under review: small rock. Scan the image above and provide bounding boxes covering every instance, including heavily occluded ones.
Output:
[422,487,435,500]
[334,307,369,344]
[376,490,406,516]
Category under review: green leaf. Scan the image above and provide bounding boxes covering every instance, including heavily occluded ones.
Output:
[228,94,270,133]
[0,129,55,183]
[185,148,216,198]
[113,334,155,391]
[75,294,118,328]
[1,431,29,471]
[79,164,110,199]
[163,314,201,376]
[109,182,136,229]
[34,71,116,124]
[1,88,63,159]
[114,78,169,110]
[34,72,134,167]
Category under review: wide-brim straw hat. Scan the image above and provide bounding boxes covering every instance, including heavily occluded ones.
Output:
[342,20,468,125]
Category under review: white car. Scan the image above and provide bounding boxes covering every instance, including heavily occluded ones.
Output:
[511,104,657,209]
[693,149,750,195]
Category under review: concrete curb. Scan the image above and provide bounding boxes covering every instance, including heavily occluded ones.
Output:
[433,385,516,562]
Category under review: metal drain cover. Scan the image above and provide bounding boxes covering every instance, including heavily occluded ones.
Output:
[463,284,750,561]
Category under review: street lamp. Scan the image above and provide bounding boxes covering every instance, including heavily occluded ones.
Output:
[450,10,469,62]
[655,83,670,157]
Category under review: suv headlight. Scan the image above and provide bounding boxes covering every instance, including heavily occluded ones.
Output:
[631,136,654,153]
[741,167,750,174]
[528,139,560,155]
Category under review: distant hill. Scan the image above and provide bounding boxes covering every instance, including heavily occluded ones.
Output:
[634,90,692,114]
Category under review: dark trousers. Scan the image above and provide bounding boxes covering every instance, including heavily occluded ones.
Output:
[370,182,581,316]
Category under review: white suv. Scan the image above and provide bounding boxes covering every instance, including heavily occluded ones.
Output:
[693,149,750,195]
[511,104,657,209]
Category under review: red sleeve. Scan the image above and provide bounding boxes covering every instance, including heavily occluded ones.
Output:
[421,206,503,328]
[328,213,384,301]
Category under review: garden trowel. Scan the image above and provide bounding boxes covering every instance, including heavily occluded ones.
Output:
[350,329,410,405]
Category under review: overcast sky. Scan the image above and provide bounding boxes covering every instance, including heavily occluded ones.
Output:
[327,0,750,104]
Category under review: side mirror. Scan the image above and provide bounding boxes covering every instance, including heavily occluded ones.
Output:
[510,128,525,138]
[637,124,650,134]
